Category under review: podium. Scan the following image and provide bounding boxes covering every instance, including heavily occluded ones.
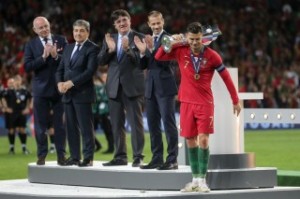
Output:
[178,68,277,189]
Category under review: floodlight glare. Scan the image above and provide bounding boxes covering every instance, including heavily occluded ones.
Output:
[290,114,296,120]
[277,114,282,120]
[178,143,183,148]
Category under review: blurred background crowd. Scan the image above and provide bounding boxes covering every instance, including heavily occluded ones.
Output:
[1,0,300,109]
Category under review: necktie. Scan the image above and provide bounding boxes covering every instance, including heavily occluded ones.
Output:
[154,36,159,49]
[117,37,123,61]
[43,37,48,44]
[71,44,81,64]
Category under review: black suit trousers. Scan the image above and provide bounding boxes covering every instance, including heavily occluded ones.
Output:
[64,101,95,161]
[146,89,178,164]
[33,96,66,159]
[109,86,144,161]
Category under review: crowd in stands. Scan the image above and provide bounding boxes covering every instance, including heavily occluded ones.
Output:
[1,0,299,108]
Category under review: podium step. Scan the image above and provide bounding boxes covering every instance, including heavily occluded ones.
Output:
[28,161,276,190]
[28,161,192,190]
[209,153,256,169]
[207,167,277,189]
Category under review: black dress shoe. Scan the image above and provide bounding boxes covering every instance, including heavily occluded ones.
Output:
[157,162,178,170]
[57,157,67,166]
[62,157,80,166]
[79,159,93,167]
[36,157,46,165]
[103,159,127,166]
[140,161,163,169]
[132,158,143,167]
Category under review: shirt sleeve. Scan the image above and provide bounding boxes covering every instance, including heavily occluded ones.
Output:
[154,46,176,61]
[218,68,240,105]
[211,50,239,105]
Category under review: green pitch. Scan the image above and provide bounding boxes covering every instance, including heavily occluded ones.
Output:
[0,129,299,181]
[245,129,300,170]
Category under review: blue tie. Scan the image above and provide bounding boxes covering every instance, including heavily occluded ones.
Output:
[154,36,159,49]
[71,44,81,64]
[117,42,123,61]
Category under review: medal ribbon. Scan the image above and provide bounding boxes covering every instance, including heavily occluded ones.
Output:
[190,47,205,75]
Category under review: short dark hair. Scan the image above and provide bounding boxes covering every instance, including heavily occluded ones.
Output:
[187,22,203,34]
[73,19,90,32]
[111,9,131,22]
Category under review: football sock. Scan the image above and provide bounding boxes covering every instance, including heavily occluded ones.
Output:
[188,147,201,178]
[199,147,210,177]
[8,133,15,145]
[18,133,27,144]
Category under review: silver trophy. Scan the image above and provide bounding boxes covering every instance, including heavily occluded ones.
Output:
[161,25,222,53]
[201,25,222,45]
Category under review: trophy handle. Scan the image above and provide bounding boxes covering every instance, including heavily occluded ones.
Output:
[161,34,187,53]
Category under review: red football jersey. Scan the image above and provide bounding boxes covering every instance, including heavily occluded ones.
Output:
[155,45,239,105]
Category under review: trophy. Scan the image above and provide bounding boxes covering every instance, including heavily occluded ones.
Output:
[201,25,222,45]
[161,25,222,53]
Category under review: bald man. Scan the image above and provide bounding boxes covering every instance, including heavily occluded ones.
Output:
[24,16,67,166]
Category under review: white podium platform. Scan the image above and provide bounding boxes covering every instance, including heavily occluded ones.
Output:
[0,161,299,199]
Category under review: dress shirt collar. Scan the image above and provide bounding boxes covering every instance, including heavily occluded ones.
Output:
[75,39,88,49]
[118,31,130,40]
[39,35,52,45]
[153,30,164,39]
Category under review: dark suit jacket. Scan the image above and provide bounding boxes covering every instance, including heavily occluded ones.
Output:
[97,30,145,98]
[24,35,68,98]
[140,31,178,98]
[56,40,100,103]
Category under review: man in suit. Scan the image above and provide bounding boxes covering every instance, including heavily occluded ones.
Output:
[56,19,99,167]
[98,9,145,167]
[24,16,67,165]
[134,11,179,170]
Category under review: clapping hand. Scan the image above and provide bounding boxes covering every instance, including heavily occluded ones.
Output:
[105,33,116,53]
[134,36,147,55]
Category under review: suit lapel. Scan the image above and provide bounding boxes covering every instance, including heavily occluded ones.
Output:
[152,31,166,54]
[51,34,57,46]
[70,40,90,67]
[157,31,166,48]
[34,37,44,55]
[128,31,134,46]
[68,43,76,67]
[113,34,121,61]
